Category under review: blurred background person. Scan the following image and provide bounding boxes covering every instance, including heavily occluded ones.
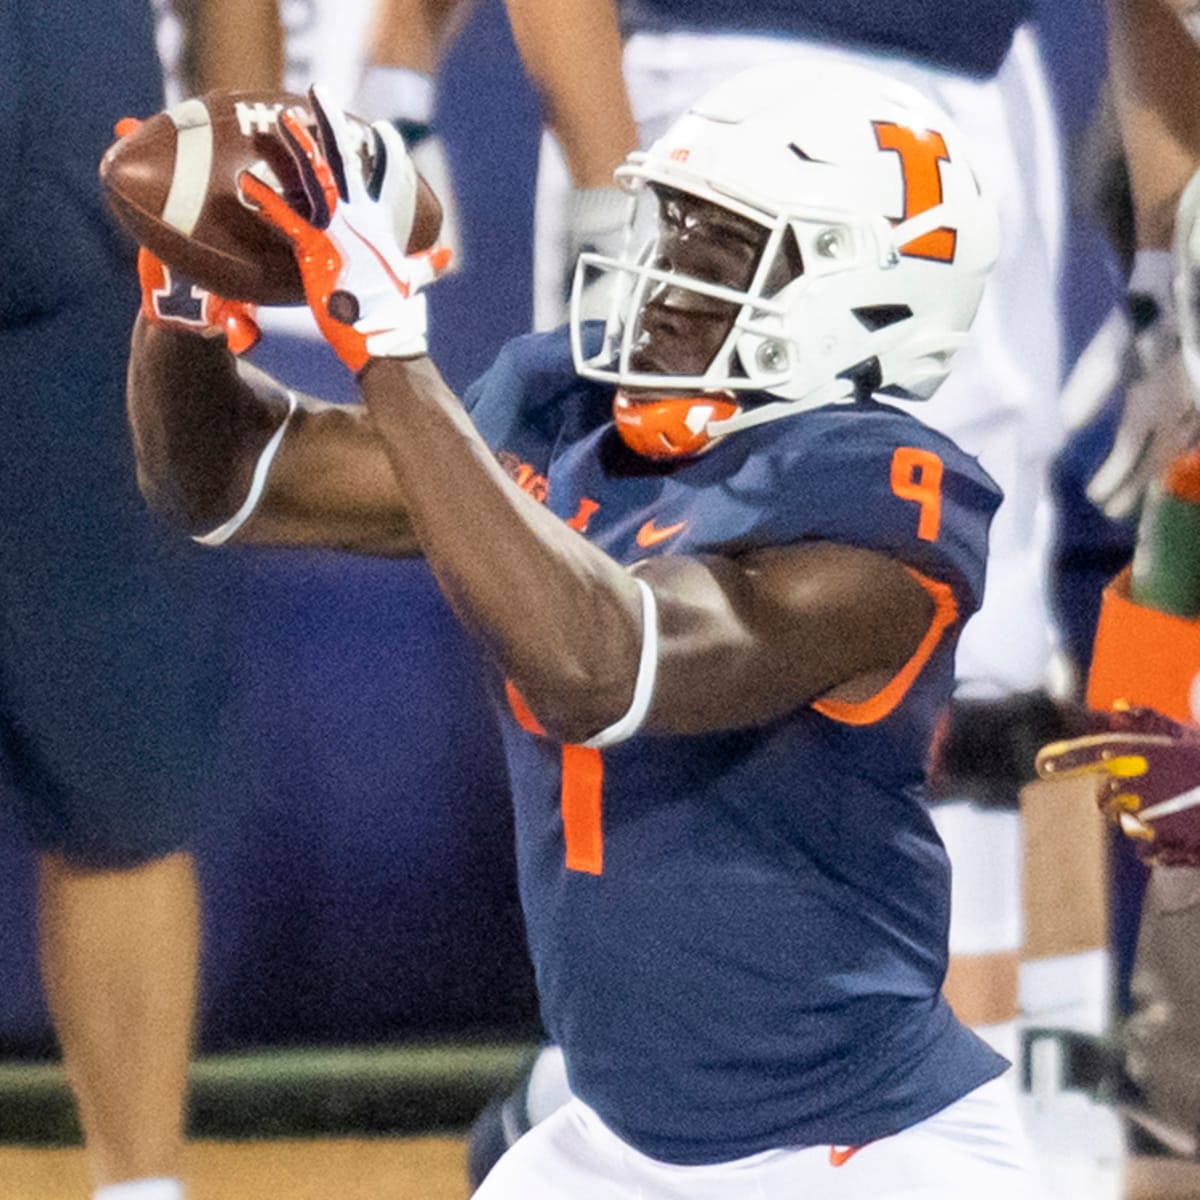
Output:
[0,3,257,1198]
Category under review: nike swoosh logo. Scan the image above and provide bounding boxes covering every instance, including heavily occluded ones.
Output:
[829,1145,864,1168]
[636,519,686,548]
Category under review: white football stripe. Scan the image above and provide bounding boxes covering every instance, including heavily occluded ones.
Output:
[164,98,213,236]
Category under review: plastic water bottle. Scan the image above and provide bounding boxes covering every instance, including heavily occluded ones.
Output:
[1131,445,1200,617]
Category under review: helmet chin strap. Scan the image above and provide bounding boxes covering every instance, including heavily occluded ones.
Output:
[613,390,741,460]
[707,374,861,439]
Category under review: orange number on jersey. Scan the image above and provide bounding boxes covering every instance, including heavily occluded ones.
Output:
[562,745,604,874]
[505,680,605,875]
[891,447,944,542]
[873,122,956,263]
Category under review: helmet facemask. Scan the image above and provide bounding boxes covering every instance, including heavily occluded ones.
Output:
[572,183,824,458]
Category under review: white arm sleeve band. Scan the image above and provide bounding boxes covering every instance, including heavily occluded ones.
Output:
[581,576,658,749]
[193,391,298,547]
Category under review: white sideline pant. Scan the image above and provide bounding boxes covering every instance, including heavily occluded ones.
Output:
[474,1073,1041,1199]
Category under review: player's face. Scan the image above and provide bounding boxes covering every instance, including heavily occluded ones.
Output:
[626,188,797,387]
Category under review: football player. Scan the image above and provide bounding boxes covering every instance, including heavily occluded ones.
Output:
[504,0,1091,1136]
[128,68,1038,1195]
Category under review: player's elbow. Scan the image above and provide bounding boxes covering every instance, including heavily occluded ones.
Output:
[514,666,640,746]
[508,590,651,746]
[130,460,208,537]
[127,316,268,539]
[126,401,232,537]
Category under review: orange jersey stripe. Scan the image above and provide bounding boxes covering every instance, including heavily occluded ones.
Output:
[562,744,604,875]
[813,567,958,726]
[505,679,547,736]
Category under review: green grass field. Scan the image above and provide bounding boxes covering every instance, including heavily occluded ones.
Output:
[0,1039,538,1145]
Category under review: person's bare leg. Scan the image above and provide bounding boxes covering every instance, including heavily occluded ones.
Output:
[37,850,200,1191]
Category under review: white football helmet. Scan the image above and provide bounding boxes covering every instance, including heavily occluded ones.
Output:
[570,60,1000,458]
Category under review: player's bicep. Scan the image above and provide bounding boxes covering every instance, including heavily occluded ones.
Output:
[638,542,935,735]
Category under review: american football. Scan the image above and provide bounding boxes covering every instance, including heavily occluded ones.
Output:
[99,90,444,305]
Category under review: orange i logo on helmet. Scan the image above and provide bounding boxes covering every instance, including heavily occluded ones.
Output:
[873,122,957,263]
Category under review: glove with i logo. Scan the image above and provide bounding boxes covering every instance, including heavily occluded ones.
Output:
[137,247,261,355]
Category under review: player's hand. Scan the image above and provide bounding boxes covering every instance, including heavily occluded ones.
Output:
[238,84,451,373]
[1036,705,1200,866]
[137,247,260,355]
[1085,309,1200,519]
[352,65,462,274]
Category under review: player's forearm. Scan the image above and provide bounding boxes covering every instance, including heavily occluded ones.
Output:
[504,0,637,187]
[366,0,477,73]
[254,400,423,556]
[360,356,644,741]
[181,0,284,94]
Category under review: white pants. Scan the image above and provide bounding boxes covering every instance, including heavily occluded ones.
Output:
[474,1073,1041,1199]
[532,26,1068,698]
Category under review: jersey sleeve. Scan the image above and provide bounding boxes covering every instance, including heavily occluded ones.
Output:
[737,406,1001,617]
[462,334,553,461]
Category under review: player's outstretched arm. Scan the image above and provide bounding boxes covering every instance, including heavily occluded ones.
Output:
[361,360,935,742]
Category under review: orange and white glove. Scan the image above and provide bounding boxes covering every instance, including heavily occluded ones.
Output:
[352,65,463,275]
[238,84,451,373]
[137,247,261,356]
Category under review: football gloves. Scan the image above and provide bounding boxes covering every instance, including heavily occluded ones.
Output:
[137,247,260,355]
[1063,250,1200,520]
[239,84,451,373]
[1036,704,1200,866]
[353,65,463,275]
[1090,295,1198,520]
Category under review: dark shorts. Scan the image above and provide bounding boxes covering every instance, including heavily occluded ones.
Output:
[0,292,232,867]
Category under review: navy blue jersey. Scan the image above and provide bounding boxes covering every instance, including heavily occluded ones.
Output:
[465,327,1006,1163]
[619,0,1034,78]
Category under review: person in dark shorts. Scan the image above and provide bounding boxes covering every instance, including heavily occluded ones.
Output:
[0,5,231,1198]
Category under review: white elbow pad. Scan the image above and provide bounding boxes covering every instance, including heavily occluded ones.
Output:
[582,576,658,749]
